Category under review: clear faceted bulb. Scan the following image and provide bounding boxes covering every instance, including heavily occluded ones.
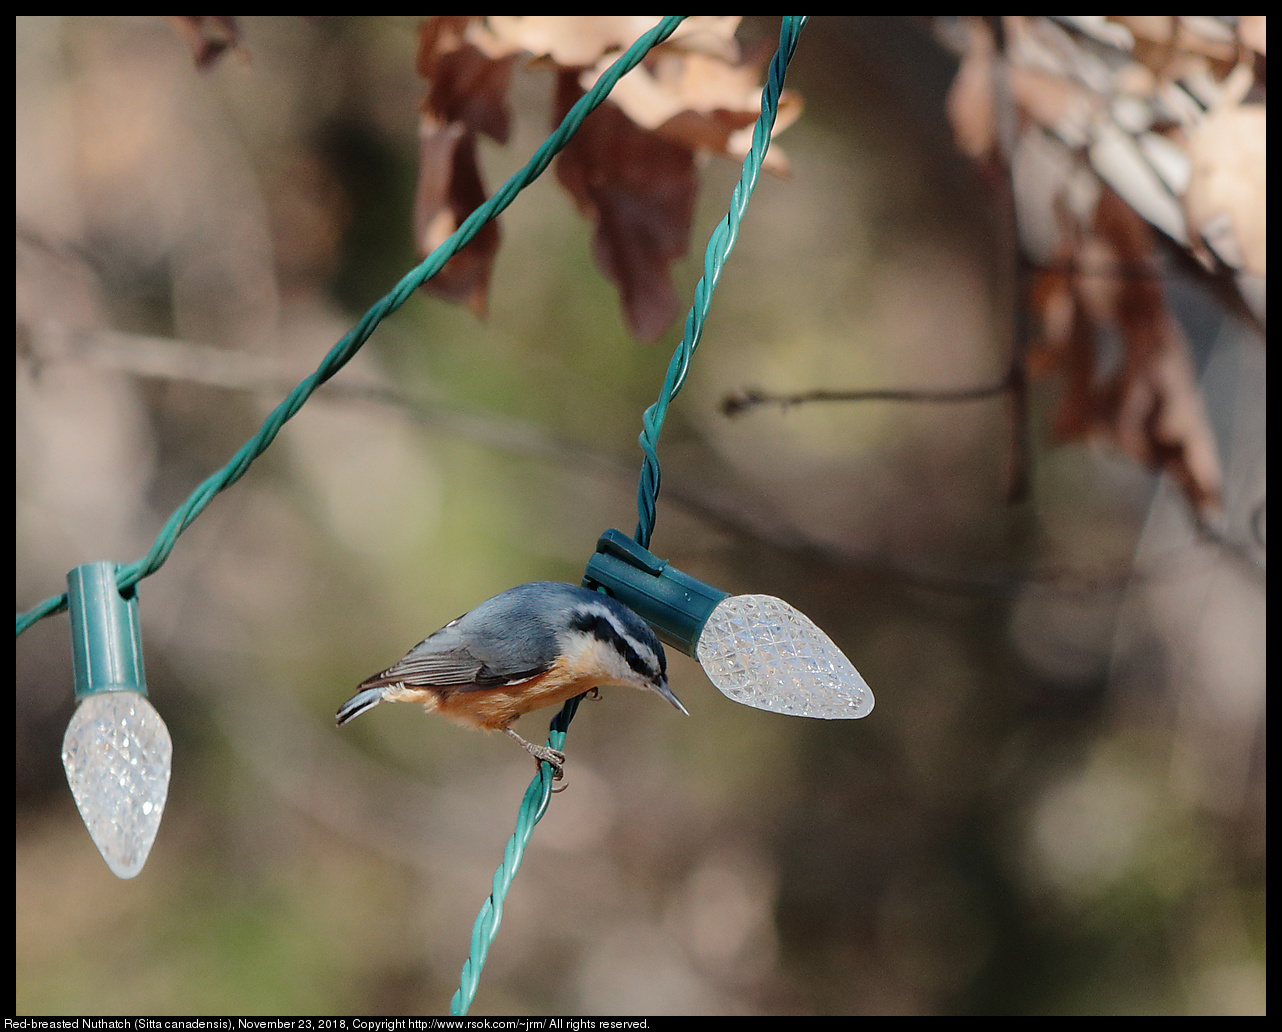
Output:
[61,690,172,879]
[695,594,874,719]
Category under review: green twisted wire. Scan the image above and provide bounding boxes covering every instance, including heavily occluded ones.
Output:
[14,15,687,638]
[18,13,809,1015]
[450,695,580,1015]
[635,16,809,548]
[450,16,810,1015]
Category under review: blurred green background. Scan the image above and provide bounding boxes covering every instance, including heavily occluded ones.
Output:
[16,17,1264,1015]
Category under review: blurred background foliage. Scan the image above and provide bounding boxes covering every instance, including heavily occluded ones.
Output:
[16,17,1264,1015]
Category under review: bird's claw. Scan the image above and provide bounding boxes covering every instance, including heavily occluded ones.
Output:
[535,747,568,791]
[505,727,567,785]
[535,746,567,778]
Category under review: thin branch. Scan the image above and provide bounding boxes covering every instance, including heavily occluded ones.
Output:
[721,365,1017,416]
[20,320,1262,598]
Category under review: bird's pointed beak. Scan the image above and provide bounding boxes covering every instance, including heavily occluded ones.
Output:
[653,678,689,716]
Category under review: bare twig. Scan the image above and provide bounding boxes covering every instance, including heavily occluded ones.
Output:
[721,366,1016,416]
[21,319,1261,597]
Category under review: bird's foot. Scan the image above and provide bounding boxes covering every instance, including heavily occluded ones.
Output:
[505,727,566,783]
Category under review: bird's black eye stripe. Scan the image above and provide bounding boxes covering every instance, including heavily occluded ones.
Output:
[569,610,662,681]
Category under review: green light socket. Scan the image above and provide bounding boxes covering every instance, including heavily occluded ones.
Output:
[66,562,148,701]
[582,530,728,657]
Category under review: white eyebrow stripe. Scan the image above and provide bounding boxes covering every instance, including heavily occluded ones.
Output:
[576,602,661,674]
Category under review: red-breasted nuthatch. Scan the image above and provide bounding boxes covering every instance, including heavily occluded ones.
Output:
[336,581,687,778]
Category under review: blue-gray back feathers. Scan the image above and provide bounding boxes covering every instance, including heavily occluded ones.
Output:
[359,582,664,691]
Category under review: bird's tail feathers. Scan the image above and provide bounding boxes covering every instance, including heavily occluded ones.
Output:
[335,686,386,725]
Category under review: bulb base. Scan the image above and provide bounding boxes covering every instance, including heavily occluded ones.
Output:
[67,562,147,701]
[582,530,728,656]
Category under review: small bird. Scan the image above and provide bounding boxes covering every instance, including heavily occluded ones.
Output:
[336,582,687,778]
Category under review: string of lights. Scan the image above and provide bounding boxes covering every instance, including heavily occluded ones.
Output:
[17,17,878,1015]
